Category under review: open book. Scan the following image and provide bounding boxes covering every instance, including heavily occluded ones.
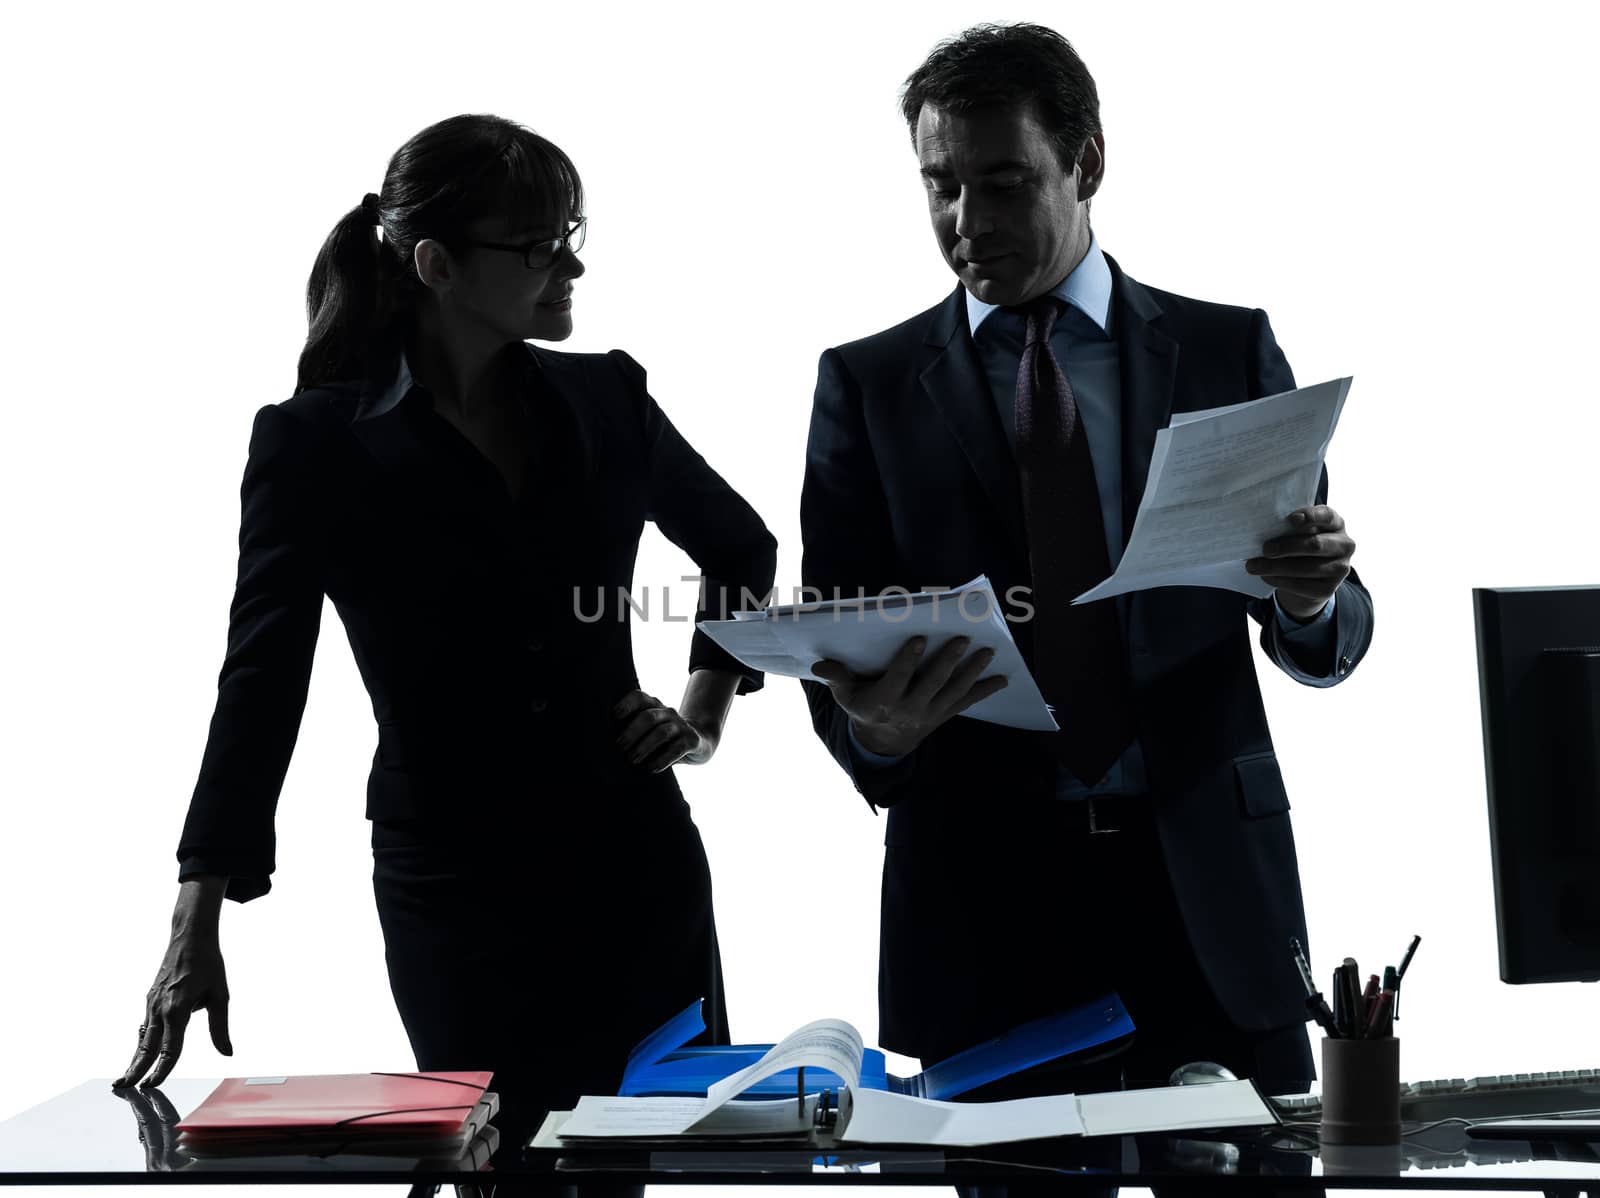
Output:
[534,1004,1279,1149]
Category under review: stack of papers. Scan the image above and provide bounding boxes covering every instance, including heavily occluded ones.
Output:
[1076,377,1351,603]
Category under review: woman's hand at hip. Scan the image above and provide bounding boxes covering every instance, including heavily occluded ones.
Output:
[613,689,717,772]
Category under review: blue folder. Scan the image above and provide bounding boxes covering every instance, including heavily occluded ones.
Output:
[618,992,1134,1100]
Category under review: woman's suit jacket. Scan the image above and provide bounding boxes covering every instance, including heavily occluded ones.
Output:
[177,342,778,904]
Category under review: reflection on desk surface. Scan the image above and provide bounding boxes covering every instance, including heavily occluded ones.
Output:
[1,1078,1598,1185]
[0,1080,497,1179]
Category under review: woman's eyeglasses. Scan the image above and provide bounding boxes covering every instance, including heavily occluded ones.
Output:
[452,217,587,269]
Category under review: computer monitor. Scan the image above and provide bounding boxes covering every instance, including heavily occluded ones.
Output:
[1474,586,1600,983]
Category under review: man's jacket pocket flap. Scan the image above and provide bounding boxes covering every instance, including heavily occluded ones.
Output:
[1234,751,1290,817]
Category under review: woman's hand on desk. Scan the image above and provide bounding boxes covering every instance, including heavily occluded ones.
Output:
[614,689,718,773]
[115,878,233,1089]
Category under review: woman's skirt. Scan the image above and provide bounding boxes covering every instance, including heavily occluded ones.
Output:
[370,788,728,1148]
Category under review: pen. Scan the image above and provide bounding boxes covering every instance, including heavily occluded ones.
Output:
[1364,990,1394,1039]
[1340,960,1363,1038]
[1290,940,1341,1037]
[1306,991,1342,1038]
[1361,973,1380,1029]
[1290,938,1318,997]
[1381,965,1398,1023]
[1394,935,1421,1020]
[1331,967,1349,1038]
[1396,935,1421,983]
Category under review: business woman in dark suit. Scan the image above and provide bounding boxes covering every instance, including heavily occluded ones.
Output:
[113,113,778,1159]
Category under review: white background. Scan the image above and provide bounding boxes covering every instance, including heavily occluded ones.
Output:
[3,2,1598,1197]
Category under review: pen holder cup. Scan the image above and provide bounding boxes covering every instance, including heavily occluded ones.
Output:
[1319,1036,1401,1145]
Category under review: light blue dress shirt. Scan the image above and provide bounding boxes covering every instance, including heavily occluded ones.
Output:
[845,237,1337,795]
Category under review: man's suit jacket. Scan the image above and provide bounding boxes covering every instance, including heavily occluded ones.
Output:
[177,343,777,904]
[800,254,1374,1063]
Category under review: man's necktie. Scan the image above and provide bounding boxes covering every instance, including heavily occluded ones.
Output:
[1012,295,1135,786]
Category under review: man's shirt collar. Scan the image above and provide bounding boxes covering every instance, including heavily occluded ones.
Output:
[965,233,1112,339]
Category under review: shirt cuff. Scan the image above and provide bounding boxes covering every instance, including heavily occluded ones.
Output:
[846,718,908,768]
[688,626,764,694]
[1273,588,1337,640]
[177,856,270,903]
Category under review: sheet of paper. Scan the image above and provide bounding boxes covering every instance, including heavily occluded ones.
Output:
[839,1088,1083,1146]
[1074,377,1351,604]
[1075,1080,1277,1136]
[703,1018,864,1111]
[698,576,1057,732]
[529,1109,571,1149]
[554,1095,821,1141]
[557,1096,713,1138]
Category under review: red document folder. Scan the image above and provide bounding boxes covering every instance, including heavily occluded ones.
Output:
[176,1071,493,1140]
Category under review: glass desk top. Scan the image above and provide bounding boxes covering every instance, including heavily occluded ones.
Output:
[2,1079,1599,1189]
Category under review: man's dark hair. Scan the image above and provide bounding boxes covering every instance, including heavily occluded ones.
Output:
[899,23,1101,171]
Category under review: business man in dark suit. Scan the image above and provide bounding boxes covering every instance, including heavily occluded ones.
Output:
[801,23,1373,1117]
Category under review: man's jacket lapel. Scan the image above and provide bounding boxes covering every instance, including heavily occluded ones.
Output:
[1106,252,1179,558]
[918,284,1029,562]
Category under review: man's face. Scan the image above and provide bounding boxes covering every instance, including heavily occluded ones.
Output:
[915,101,1102,307]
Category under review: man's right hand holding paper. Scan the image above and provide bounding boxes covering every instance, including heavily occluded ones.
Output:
[811,634,1008,759]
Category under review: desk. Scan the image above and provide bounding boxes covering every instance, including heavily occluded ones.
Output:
[2,1080,1599,1194]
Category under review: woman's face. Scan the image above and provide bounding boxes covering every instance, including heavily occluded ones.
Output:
[419,208,587,343]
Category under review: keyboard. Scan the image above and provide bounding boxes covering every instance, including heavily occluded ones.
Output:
[1468,1116,1600,1140]
[1272,1069,1600,1122]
